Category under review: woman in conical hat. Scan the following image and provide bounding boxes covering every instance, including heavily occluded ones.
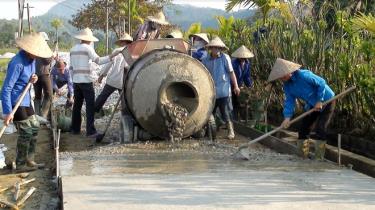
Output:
[230,45,254,120]
[134,11,170,40]
[189,33,210,61]
[202,36,240,140]
[269,58,335,160]
[1,33,53,171]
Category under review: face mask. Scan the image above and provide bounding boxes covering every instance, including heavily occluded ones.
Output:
[209,48,221,57]
[193,41,205,49]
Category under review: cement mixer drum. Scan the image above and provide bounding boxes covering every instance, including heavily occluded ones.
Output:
[125,49,215,139]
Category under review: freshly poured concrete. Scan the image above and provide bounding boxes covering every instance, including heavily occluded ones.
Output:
[61,142,375,210]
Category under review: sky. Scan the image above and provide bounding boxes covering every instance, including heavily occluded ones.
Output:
[0,0,235,20]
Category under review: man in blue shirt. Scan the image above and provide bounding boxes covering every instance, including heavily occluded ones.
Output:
[268,58,335,160]
[231,45,254,120]
[1,33,53,171]
[51,59,74,107]
[202,37,240,140]
[189,33,209,61]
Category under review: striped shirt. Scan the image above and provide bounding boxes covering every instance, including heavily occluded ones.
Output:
[69,43,112,83]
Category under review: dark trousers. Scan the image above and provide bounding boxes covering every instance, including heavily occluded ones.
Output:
[34,74,53,117]
[94,84,120,113]
[298,102,335,140]
[71,83,96,135]
[213,97,231,123]
[232,94,240,120]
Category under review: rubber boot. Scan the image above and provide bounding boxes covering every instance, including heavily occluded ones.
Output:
[314,140,326,160]
[227,121,235,140]
[34,100,42,116]
[296,139,310,159]
[207,114,217,141]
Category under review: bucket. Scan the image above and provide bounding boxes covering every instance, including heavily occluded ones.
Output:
[57,114,72,132]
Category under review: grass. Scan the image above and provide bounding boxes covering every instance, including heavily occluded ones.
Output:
[0,48,17,55]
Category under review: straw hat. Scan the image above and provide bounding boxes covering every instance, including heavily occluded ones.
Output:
[16,33,53,58]
[147,11,169,25]
[74,28,99,42]
[205,37,228,50]
[267,58,302,82]
[39,32,49,41]
[166,29,183,39]
[189,33,209,44]
[115,33,133,45]
[232,45,254,58]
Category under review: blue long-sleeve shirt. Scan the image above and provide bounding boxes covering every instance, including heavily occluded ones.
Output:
[50,67,74,96]
[283,70,335,118]
[232,58,252,87]
[192,47,207,61]
[1,50,35,115]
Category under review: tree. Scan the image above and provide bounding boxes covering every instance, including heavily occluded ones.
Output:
[51,18,63,45]
[70,0,162,38]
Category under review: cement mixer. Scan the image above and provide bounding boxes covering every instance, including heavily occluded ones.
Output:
[120,39,215,142]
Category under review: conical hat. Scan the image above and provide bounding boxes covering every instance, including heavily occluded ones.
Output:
[147,11,169,25]
[115,33,133,45]
[231,45,254,58]
[205,36,228,50]
[268,58,301,82]
[74,28,99,42]
[16,33,53,58]
[166,29,183,39]
[39,32,49,41]
[189,33,209,44]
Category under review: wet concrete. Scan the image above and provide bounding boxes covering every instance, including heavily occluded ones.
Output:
[61,138,375,210]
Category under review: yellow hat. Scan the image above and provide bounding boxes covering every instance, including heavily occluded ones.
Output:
[231,45,254,58]
[205,36,228,50]
[147,11,169,25]
[268,58,302,82]
[74,28,99,42]
[16,33,53,58]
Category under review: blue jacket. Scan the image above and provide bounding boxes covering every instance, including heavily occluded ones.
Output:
[232,58,252,87]
[192,47,207,61]
[283,70,335,118]
[50,67,74,96]
[202,53,233,99]
[1,50,35,115]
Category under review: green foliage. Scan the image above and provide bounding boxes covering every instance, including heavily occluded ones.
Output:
[185,23,201,39]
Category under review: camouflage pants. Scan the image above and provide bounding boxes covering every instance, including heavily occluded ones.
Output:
[14,115,40,166]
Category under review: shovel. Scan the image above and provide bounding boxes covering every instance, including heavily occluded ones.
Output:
[235,86,356,160]
[0,82,33,140]
[95,91,123,143]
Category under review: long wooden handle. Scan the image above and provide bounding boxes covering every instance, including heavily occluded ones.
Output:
[0,82,33,139]
[237,86,356,150]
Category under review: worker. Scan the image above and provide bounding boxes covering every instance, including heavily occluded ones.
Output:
[165,29,183,39]
[268,58,335,160]
[1,33,53,171]
[231,45,254,120]
[70,27,121,138]
[95,33,133,116]
[50,59,74,108]
[202,37,240,140]
[34,32,54,118]
[189,33,209,61]
[134,11,169,40]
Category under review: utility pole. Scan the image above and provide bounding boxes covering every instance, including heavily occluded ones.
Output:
[105,0,109,54]
[128,0,131,34]
[25,3,34,33]
[18,0,25,37]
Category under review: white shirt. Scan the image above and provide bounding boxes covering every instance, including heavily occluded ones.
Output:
[99,47,129,89]
[70,43,112,83]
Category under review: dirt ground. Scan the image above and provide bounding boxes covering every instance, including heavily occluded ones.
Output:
[0,127,59,210]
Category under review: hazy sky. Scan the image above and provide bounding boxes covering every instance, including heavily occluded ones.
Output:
[0,0,235,20]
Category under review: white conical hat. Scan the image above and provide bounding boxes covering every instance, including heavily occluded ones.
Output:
[147,11,169,25]
[231,45,254,58]
[166,29,183,39]
[268,58,301,82]
[115,33,133,45]
[189,33,209,44]
[205,36,228,50]
[16,33,53,58]
[39,32,49,41]
[74,28,99,42]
